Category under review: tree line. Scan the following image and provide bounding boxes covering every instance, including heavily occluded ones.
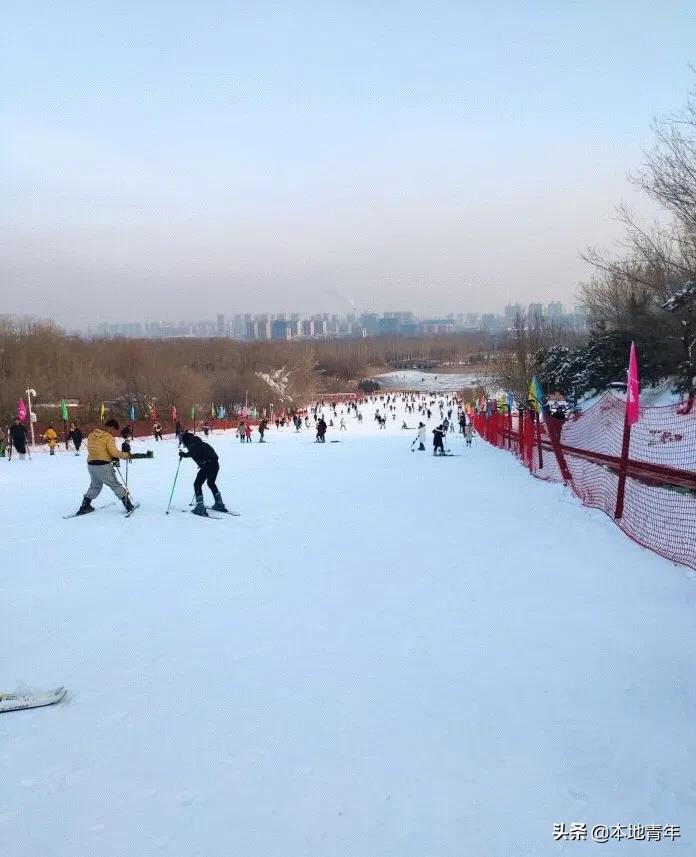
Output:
[0,317,488,423]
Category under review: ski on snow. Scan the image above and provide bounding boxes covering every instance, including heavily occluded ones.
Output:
[175,507,240,519]
[63,501,117,519]
[124,502,140,518]
[0,686,67,714]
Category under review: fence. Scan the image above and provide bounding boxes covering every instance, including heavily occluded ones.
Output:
[472,392,696,571]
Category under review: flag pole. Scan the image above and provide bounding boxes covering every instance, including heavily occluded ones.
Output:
[614,412,632,519]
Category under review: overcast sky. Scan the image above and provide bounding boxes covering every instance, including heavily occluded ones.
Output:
[2,1,695,327]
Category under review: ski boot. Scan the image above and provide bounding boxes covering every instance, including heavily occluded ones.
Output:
[191,495,209,517]
[75,497,94,516]
[122,496,136,514]
[211,492,228,513]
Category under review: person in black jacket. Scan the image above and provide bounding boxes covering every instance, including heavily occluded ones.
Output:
[68,422,83,455]
[432,424,446,456]
[178,431,227,516]
[316,416,327,443]
[9,419,28,459]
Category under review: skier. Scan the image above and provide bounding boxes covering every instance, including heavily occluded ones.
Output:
[178,431,228,516]
[9,418,28,459]
[258,417,267,442]
[153,421,163,441]
[244,423,252,443]
[68,422,83,455]
[433,424,446,456]
[120,426,132,456]
[413,422,426,451]
[464,420,473,446]
[316,416,327,443]
[340,418,346,431]
[42,424,59,455]
[202,421,210,437]
[175,419,182,439]
[73,419,148,516]
[237,422,246,443]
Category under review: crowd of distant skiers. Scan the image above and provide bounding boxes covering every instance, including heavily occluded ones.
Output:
[2,390,480,516]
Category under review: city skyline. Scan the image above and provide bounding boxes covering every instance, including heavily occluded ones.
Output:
[71,299,587,340]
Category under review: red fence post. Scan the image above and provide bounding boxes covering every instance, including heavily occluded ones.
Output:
[547,415,572,482]
[614,413,632,519]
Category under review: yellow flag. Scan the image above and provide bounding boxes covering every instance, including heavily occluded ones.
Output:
[100,403,106,421]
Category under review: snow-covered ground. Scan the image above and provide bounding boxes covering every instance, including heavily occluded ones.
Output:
[373,369,487,391]
[2,395,695,856]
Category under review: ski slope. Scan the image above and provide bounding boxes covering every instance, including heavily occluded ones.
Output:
[1,397,695,856]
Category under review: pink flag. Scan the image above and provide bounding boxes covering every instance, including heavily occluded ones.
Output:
[626,342,640,425]
[17,399,27,421]
[171,405,177,421]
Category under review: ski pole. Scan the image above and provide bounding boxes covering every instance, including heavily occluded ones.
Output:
[165,457,182,515]
[113,461,132,502]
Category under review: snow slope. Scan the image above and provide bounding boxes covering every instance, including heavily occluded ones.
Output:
[1,399,695,856]
[373,369,486,391]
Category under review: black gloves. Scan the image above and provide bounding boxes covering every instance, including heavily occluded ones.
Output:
[179,451,186,459]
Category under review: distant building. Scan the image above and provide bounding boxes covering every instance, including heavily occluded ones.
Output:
[547,301,564,321]
[420,319,455,336]
[528,303,543,322]
[360,313,379,335]
[479,313,496,331]
[271,319,292,340]
[504,303,521,324]
[465,313,480,328]
[378,317,400,336]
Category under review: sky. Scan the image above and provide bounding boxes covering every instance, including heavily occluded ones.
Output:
[2,1,695,328]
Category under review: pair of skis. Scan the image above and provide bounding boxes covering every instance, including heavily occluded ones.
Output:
[63,501,139,519]
[178,507,241,519]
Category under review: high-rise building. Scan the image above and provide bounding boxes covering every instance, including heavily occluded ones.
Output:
[360,313,379,335]
[547,301,564,320]
[528,303,543,321]
[271,319,292,340]
[504,303,520,323]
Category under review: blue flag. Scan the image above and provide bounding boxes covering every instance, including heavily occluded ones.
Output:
[507,391,514,412]
[528,376,544,414]
[129,403,136,421]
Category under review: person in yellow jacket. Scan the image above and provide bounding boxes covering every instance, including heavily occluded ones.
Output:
[74,419,136,515]
[42,425,59,455]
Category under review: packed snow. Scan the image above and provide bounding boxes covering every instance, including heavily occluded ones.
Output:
[373,369,487,391]
[1,393,695,856]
